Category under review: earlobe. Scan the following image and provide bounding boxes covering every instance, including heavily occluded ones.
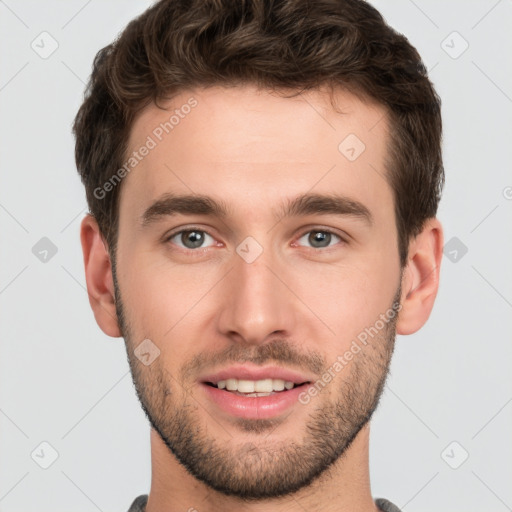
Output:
[396,218,444,335]
[80,214,122,338]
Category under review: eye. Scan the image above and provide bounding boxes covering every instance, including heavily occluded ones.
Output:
[166,228,216,250]
[296,229,344,249]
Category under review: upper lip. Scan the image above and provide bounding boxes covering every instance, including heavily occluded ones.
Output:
[200,364,314,385]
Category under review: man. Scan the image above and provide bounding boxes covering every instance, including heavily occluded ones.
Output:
[73,0,444,510]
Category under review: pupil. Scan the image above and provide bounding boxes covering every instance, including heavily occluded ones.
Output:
[309,231,330,248]
[183,230,204,248]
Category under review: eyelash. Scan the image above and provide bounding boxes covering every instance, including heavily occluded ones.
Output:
[164,226,347,254]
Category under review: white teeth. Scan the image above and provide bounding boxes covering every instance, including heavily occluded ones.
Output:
[273,379,285,391]
[254,378,273,392]
[226,378,237,391]
[237,379,255,393]
[214,378,298,392]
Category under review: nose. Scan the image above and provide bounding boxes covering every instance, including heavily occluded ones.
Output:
[216,246,297,346]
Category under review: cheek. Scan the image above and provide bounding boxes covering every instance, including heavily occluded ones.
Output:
[119,252,221,344]
[288,256,399,345]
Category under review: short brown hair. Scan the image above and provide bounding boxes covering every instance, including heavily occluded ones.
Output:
[73,0,443,267]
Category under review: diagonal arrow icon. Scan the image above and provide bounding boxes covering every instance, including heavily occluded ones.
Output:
[236,236,263,263]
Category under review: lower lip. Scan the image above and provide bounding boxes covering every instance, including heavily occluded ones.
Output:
[200,382,310,419]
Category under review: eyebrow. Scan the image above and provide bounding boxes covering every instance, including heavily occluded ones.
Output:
[140,192,373,227]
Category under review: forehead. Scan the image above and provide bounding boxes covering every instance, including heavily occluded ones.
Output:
[119,84,393,228]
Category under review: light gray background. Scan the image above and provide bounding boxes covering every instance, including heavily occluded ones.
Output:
[1,1,511,511]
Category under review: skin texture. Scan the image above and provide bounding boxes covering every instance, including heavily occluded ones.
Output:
[80,85,443,512]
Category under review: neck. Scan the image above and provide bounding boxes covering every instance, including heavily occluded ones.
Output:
[145,423,379,512]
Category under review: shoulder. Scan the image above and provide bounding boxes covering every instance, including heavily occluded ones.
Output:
[375,497,403,512]
[126,494,148,512]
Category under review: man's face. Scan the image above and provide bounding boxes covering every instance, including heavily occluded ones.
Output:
[113,85,403,499]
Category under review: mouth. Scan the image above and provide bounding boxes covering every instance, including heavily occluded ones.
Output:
[203,378,310,397]
[199,367,314,420]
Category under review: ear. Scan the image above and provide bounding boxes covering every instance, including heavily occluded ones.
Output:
[396,217,444,335]
[80,214,122,337]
